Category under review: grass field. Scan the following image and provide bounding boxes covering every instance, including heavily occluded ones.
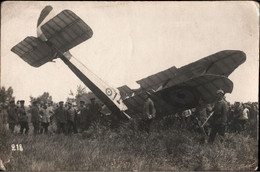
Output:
[0,120,258,171]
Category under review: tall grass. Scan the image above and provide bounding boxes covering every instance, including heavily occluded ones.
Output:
[1,119,258,171]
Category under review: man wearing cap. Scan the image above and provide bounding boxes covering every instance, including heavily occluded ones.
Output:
[54,101,68,134]
[7,100,18,134]
[88,98,101,125]
[142,91,156,133]
[17,100,29,135]
[77,100,89,132]
[31,100,40,135]
[208,89,228,143]
[67,102,77,134]
[0,102,9,131]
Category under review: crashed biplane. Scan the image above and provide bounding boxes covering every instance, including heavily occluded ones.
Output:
[11,6,246,120]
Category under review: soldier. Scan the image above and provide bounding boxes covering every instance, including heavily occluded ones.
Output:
[17,100,29,135]
[40,104,49,134]
[46,102,55,133]
[142,91,156,133]
[31,100,40,135]
[7,100,18,134]
[67,102,78,134]
[232,102,244,133]
[194,100,209,143]
[54,101,68,134]
[0,103,8,131]
[208,89,228,143]
[77,100,89,132]
[88,98,101,124]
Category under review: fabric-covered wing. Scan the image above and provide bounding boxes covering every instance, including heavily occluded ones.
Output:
[136,66,178,91]
[11,36,54,67]
[178,50,246,77]
[135,50,245,93]
[159,74,233,109]
[41,10,93,52]
[117,85,134,99]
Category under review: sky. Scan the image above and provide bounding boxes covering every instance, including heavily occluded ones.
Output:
[1,1,259,105]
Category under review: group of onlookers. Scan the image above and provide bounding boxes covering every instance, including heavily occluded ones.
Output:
[176,91,258,143]
[0,98,102,135]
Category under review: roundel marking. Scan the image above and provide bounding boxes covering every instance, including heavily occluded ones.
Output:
[105,88,113,96]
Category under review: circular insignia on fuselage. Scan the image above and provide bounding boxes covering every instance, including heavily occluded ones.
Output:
[105,88,113,96]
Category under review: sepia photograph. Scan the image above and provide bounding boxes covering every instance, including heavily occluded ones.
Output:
[0,1,259,171]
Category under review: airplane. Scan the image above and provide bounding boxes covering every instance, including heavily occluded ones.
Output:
[11,6,246,121]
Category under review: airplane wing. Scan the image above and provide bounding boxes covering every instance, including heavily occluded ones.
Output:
[135,50,245,91]
[158,74,233,108]
[123,74,233,118]
[11,36,54,67]
[41,10,93,53]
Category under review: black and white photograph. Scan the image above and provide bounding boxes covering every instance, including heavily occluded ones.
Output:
[0,1,258,171]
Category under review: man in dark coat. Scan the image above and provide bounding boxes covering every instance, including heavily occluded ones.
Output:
[208,89,228,143]
[54,101,68,134]
[142,91,156,133]
[31,100,40,135]
[17,100,29,135]
[88,98,101,124]
[67,102,78,134]
[7,100,18,134]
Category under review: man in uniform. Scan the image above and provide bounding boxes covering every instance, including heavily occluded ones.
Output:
[7,100,18,134]
[88,98,101,125]
[17,100,29,135]
[31,100,40,135]
[0,102,8,131]
[208,89,228,143]
[67,102,78,134]
[54,101,68,134]
[142,91,156,133]
[77,100,89,132]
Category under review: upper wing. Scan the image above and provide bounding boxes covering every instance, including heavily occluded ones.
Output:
[178,50,246,77]
[133,50,245,92]
[41,10,93,53]
[11,36,54,67]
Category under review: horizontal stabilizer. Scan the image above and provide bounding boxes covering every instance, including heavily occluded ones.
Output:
[41,10,93,52]
[11,36,54,67]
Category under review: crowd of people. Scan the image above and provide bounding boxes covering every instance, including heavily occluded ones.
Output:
[162,90,259,143]
[0,98,102,135]
[0,89,258,143]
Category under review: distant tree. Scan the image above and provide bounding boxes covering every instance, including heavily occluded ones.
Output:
[73,85,103,106]
[0,86,15,108]
[30,92,52,105]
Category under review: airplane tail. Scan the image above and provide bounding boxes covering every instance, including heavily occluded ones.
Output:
[11,6,130,119]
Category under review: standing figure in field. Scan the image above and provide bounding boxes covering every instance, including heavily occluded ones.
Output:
[88,98,101,125]
[208,89,228,143]
[142,91,156,133]
[47,102,56,133]
[77,100,88,132]
[40,104,49,134]
[7,100,18,134]
[17,100,29,135]
[67,102,78,134]
[232,102,244,133]
[31,100,40,135]
[0,103,8,131]
[54,101,68,134]
[194,100,210,143]
[239,103,249,131]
